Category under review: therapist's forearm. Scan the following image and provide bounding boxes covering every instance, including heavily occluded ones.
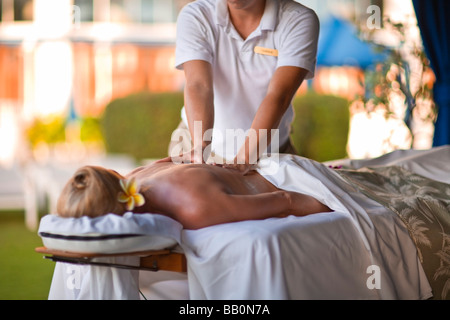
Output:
[182,60,215,156]
[235,93,289,164]
[184,82,214,151]
[236,66,308,165]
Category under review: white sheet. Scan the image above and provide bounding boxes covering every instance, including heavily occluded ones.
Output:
[326,145,450,184]
[180,152,435,300]
[48,256,141,300]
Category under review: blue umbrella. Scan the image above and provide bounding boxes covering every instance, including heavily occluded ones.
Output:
[67,96,78,123]
[317,16,387,69]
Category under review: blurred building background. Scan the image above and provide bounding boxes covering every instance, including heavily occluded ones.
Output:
[0,0,436,228]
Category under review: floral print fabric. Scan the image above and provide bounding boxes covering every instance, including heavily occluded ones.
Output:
[337,166,450,300]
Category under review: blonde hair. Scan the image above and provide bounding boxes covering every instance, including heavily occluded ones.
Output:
[56,166,126,218]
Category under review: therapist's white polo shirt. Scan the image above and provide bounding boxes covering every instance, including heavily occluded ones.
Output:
[175,0,319,159]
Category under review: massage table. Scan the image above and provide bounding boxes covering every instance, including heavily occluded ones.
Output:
[36,146,450,300]
[35,247,186,273]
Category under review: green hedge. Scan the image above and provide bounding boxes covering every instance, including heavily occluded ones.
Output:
[291,92,350,162]
[100,91,350,162]
[100,91,184,160]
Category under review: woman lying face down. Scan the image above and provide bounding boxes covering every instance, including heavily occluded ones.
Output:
[56,161,332,230]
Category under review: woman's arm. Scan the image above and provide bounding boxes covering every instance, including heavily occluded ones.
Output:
[225,191,332,222]
[177,190,331,230]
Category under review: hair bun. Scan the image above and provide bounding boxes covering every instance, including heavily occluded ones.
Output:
[73,171,89,189]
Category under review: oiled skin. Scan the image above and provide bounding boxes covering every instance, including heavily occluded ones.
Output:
[124,162,332,230]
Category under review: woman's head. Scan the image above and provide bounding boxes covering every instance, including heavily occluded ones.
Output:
[56,166,126,218]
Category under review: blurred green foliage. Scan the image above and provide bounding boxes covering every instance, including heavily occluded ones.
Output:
[100,91,184,160]
[101,90,350,162]
[26,116,66,148]
[79,117,104,143]
[26,115,104,147]
[25,91,350,163]
[356,18,436,146]
[291,92,350,162]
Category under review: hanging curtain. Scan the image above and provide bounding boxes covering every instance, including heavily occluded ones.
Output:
[412,0,450,147]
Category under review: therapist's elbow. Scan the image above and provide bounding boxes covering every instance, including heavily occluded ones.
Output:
[185,80,213,98]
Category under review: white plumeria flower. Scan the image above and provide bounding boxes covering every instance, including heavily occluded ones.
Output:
[118,177,145,211]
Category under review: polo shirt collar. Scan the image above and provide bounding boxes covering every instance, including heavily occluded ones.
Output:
[215,0,278,31]
[260,0,278,31]
[215,0,228,27]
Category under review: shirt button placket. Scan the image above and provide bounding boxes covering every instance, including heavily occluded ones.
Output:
[240,42,252,61]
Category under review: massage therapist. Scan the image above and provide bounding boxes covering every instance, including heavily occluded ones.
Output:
[166,0,319,174]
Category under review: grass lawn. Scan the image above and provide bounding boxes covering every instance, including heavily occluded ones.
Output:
[0,212,54,300]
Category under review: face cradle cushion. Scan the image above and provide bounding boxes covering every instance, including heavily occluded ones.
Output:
[38,212,182,254]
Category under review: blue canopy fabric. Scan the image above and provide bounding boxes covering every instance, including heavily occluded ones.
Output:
[317,16,387,69]
[413,0,450,147]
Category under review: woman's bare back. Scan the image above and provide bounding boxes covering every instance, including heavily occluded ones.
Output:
[126,162,331,229]
[128,162,278,196]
